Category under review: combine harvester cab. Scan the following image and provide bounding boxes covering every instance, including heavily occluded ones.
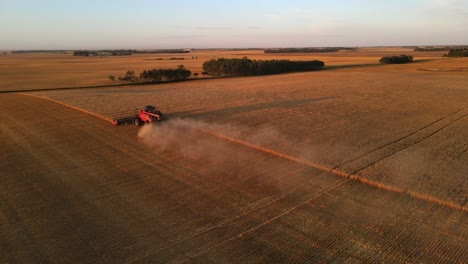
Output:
[113,105,163,126]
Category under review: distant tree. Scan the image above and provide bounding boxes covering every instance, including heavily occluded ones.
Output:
[137,66,191,83]
[447,48,468,57]
[175,65,191,80]
[108,75,115,82]
[414,47,449,52]
[193,72,199,77]
[136,49,189,54]
[202,57,324,76]
[379,55,413,64]
[73,50,98,56]
[264,47,356,53]
[73,50,134,56]
[119,70,138,82]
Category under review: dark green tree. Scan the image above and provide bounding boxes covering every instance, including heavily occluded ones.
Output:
[202,57,324,76]
[379,55,413,64]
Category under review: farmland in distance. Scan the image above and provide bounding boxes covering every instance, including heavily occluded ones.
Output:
[0,48,467,263]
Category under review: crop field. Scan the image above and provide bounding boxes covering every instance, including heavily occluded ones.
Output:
[0,48,448,91]
[0,49,467,263]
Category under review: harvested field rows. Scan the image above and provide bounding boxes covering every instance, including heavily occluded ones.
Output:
[21,92,468,211]
[0,94,466,263]
[1,51,467,263]
[31,63,468,207]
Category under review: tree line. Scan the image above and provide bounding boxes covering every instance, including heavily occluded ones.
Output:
[73,50,135,56]
[73,49,191,56]
[202,57,325,76]
[264,47,355,53]
[11,50,68,54]
[447,48,468,57]
[414,47,450,51]
[113,65,191,83]
[136,49,190,54]
[379,55,414,64]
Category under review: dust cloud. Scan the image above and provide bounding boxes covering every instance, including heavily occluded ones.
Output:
[138,118,299,161]
[137,118,468,212]
[138,118,240,164]
[137,118,319,194]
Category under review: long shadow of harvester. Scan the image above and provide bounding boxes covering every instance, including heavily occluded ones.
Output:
[167,97,335,120]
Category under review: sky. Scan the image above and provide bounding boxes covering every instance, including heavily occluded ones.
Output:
[1,0,467,50]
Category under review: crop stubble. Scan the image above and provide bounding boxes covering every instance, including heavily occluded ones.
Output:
[1,94,466,262]
[1,51,467,262]
[30,59,468,207]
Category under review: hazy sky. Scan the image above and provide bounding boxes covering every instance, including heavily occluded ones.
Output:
[1,0,467,49]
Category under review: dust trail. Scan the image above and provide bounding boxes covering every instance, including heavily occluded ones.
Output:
[201,128,467,212]
[137,119,241,165]
[139,119,467,212]
[198,128,334,173]
[137,118,297,197]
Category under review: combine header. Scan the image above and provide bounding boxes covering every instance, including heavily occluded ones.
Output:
[113,105,163,126]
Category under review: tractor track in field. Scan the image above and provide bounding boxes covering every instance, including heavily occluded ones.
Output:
[127,176,350,263]
[201,128,468,212]
[329,198,430,262]
[337,106,468,173]
[182,183,466,263]
[23,93,468,214]
[175,178,353,263]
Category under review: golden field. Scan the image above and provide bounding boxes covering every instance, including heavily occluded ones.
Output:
[0,48,467,263]
[0,47,454,91]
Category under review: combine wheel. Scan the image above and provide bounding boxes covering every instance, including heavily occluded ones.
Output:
[134,118,142,126]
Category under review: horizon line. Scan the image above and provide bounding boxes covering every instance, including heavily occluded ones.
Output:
[2,44,468,52]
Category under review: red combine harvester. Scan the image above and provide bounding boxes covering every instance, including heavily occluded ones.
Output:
[113,105,163,126]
